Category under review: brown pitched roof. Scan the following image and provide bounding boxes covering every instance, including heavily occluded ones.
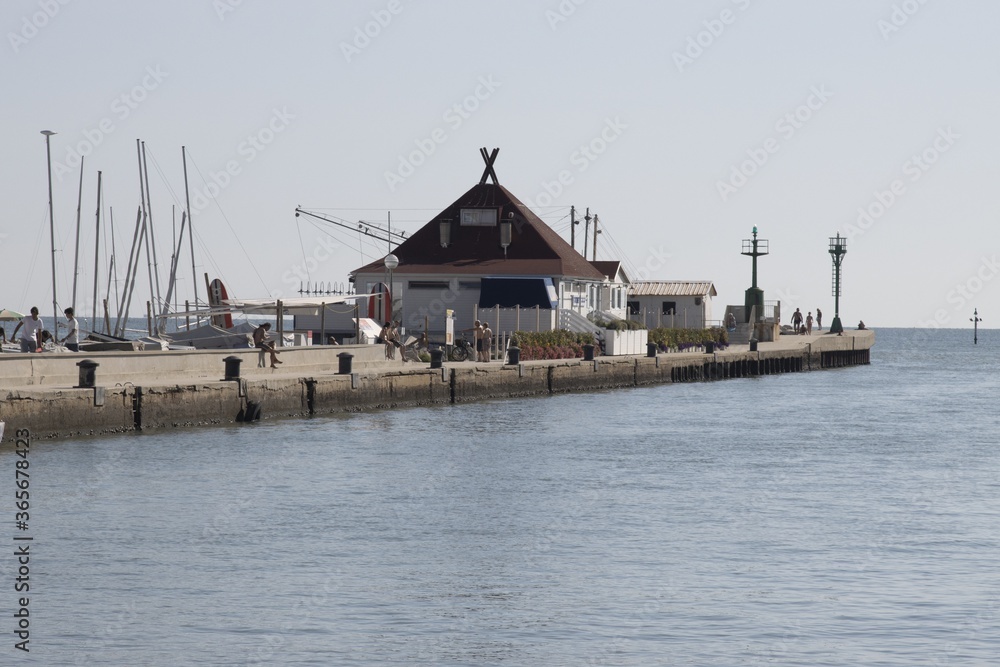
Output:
[590,260,623,281]
[352,183,606,280]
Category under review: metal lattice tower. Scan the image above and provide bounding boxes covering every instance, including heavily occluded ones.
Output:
[828,233,847,334]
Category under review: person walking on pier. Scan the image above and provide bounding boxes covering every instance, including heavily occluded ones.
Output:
[816,308,823,330]
[61,307,79,352]
[806,312,814,335]
[12,307,43,353]
[792,308,803,333]
[253,322,282,368]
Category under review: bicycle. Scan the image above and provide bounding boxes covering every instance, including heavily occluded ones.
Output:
[449,335,476,362]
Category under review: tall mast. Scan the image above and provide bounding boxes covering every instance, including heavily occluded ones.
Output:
[41,130,58,339]
[136,140,156,325]
[91,171,102,332]
[182,146,199,318]
[71,155,84,313]
[142,142,163,320]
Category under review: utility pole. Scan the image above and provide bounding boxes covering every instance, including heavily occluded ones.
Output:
[592,214,600,261]
[570,205,576,251]
[583,207,591,259]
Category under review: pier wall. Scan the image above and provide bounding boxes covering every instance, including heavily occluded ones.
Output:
[0,331,874,440]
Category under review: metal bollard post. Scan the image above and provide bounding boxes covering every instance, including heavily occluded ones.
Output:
[338,352,354,375]
[223,355,243,381]
[76,359,99,388]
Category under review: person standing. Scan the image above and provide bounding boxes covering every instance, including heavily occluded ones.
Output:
[816,308,823,330]
[481,322,493,362]
[61,307,80,351]
[12,307,43,353]
[806,311,813,335]
[469,320,484,361]
[791,308,803,333]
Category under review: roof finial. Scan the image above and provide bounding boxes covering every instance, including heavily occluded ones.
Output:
[479,147,500,185]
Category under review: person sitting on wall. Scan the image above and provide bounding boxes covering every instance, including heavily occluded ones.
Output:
[253,322,282,368]
[857,320,866,330]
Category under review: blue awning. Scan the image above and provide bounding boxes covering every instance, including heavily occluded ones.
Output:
[478,277,557,309]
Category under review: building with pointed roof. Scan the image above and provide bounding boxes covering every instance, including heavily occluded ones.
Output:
[348,149,630,335]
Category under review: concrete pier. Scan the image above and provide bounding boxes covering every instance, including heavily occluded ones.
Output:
[0,330,874,440]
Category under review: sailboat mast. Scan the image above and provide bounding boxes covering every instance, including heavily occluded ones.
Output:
[136,140,156,326]
[91,170,102,333]
[71,155,84,313]
[142,141,163,320]
[182,146,199,319]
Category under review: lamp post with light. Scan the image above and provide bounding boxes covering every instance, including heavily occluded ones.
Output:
[41,130,58,338]
[384,252,399,323]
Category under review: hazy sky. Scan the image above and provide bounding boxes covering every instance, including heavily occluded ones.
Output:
[3,1,998,329]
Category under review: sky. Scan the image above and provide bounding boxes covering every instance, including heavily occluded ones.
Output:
[3,0,998,330]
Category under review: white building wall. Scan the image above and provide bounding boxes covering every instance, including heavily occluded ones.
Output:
[628,295,711,329]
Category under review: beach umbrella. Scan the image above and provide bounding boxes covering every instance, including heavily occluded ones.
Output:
[0,308,24,321]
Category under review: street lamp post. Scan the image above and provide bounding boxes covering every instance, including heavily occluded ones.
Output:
[971,308,982,344]
[828,233,847,335]
[41,130,58,338]
[384,253,399,324]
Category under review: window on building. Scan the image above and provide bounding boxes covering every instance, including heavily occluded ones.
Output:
[627,300,640,315]
[662,301,677,315]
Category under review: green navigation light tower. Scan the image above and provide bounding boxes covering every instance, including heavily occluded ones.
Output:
[741,226,768,323]
[828,233,847,335]
[971,308,982,344]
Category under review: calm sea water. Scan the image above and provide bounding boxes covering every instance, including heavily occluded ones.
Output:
[2,328,999,666]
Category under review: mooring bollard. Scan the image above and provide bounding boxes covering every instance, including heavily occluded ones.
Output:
[705,341,715,354]
[223,355,242,381]
[583,344,595,361]
[507,346,520,365]
[76,359,99,388]
[429,348,443,369]
[647,342,657,358]
[338,352,354,375]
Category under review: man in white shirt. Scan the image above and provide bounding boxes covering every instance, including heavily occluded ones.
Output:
[62,307,79,352]
[11,307,43,353]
